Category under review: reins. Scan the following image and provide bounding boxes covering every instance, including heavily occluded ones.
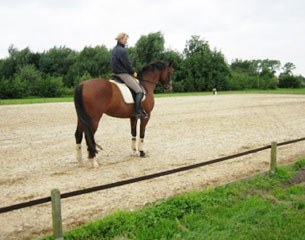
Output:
[138,61,172,90]
[140,79,158,86]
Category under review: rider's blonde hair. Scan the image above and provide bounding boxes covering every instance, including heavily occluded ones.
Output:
[115,32,129,41]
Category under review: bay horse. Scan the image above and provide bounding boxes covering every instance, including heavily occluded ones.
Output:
[74,61,174,167]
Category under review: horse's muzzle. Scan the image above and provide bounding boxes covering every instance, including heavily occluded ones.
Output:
[164,82,173,93]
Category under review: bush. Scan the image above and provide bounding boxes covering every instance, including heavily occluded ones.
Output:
[11,78,29,98]
[0,77,29,99]
[172,80,185,92]
[226,72,259,90]
[259,76,278,89]
[0,78,11,98]
[14,64,42,96]
[74,71,92,86]
[279,73,303,88]
[36,76,64,97]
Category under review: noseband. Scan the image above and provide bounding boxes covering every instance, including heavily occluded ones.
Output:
[141,79,158,86]
[140,63,173,88]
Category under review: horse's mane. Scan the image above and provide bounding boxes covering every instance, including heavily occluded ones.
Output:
[138,61,167,80]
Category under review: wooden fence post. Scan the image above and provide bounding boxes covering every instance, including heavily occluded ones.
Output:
[51,189,63,240]
[270,141,277,175]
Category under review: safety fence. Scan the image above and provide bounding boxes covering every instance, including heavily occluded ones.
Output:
[1,137,305,239]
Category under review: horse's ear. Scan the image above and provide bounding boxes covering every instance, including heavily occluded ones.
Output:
[168,61,173,67]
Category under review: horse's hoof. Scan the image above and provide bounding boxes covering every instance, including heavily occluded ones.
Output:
[140,151,146,158]
[91,159,99,168]
[78,161,85,167]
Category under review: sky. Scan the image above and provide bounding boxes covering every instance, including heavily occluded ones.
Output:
[0,0,305,75]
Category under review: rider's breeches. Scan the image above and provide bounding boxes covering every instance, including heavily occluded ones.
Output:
[115,73,143,93]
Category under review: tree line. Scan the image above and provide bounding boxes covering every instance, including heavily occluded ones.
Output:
[0,32,304,99]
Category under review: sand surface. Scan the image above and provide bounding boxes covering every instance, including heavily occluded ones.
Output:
[1,94,305,239]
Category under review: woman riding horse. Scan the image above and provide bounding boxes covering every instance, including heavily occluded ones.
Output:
[111,32,147,119]
[74,52,174,168]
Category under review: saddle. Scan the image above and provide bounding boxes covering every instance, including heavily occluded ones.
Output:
[109,76,145,104]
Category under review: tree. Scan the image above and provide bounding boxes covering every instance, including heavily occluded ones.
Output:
[134,32,165,68]
[181,35,230,91]
[1,33,304,98]
[282,62,296,75]
[66,45,111,87]
[231,59,258,76]
[162,50,184,92]
[0,57,15,79]
[36,75,64,97]
[230,59,279,89]
[278,73,303,88]
[74,71,92,86]
[14,64,42,96]
[258,67,278,89]
[0,45,41,79]
[39,46,77,87]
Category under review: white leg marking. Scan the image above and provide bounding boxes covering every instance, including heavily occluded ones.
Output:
[91,158,99,168]
[138,138,144,152]
[76,144,83,165]
[131,137,137,155]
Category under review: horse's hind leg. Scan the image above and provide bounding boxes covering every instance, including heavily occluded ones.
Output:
[75,121,84,165]
[85,118,100,168]
[130,118,138,155]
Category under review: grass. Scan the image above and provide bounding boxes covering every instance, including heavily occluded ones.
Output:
[0,96,73,105]
[157,88,305,98]
[1,88,305,105]
[42,158,305,240]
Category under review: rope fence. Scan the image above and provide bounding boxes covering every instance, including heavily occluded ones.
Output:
[1,136,305,214]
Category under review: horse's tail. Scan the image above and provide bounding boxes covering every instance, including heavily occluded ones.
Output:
[74,84,98,158]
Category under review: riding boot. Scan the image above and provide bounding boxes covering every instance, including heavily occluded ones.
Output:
[134,92,147,119]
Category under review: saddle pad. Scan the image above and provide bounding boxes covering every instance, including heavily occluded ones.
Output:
[109,80,134,104]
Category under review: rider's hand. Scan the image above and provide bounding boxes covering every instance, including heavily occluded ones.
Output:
[133,72,138,78]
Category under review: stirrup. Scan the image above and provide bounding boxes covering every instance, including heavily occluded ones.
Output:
[135,111,148,119]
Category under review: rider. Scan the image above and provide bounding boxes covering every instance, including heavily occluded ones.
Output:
[111,32,147,119]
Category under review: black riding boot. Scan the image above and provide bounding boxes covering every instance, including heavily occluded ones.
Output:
[134,92,147,119]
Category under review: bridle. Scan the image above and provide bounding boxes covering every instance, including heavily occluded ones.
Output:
[139,63,173,89]
[140,79,158,86]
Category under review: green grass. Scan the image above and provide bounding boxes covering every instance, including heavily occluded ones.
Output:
[42,159,305,240]
[0,96,73,105]
[157,88,305,98]
[1,88,305,105]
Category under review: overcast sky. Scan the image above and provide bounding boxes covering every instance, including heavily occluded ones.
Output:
[1,0,304,75]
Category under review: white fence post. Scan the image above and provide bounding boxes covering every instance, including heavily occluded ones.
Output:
[51,189,63,240]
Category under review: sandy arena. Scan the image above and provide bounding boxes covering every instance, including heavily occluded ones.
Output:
[1,94,305,239]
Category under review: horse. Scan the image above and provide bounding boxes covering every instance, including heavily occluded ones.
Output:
[73,61,174,167]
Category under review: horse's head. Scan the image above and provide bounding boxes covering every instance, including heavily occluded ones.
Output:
[139,61,174,92]
[160,61,174,92]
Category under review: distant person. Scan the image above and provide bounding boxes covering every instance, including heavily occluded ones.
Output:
[212,87,217,95]
[111,32,147,119]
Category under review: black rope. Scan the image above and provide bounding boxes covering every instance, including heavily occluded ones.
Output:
[0,197,51,214]
[278,137,305,146]
[1,137,305,214]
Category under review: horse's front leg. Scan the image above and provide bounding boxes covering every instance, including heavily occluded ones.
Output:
[130,118,138,155]
[139,117,149,157]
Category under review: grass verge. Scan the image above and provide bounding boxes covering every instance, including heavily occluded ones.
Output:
[42,158,305,240]
[0,96,73,105]
[1,88,305,105]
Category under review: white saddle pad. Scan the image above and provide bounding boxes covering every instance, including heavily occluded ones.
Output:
[109,80,145,104]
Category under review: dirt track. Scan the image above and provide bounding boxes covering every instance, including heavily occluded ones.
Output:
[1,94,305,239]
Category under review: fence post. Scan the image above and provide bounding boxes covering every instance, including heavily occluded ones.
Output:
[270,141,277,175]
[51,189,63,240]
